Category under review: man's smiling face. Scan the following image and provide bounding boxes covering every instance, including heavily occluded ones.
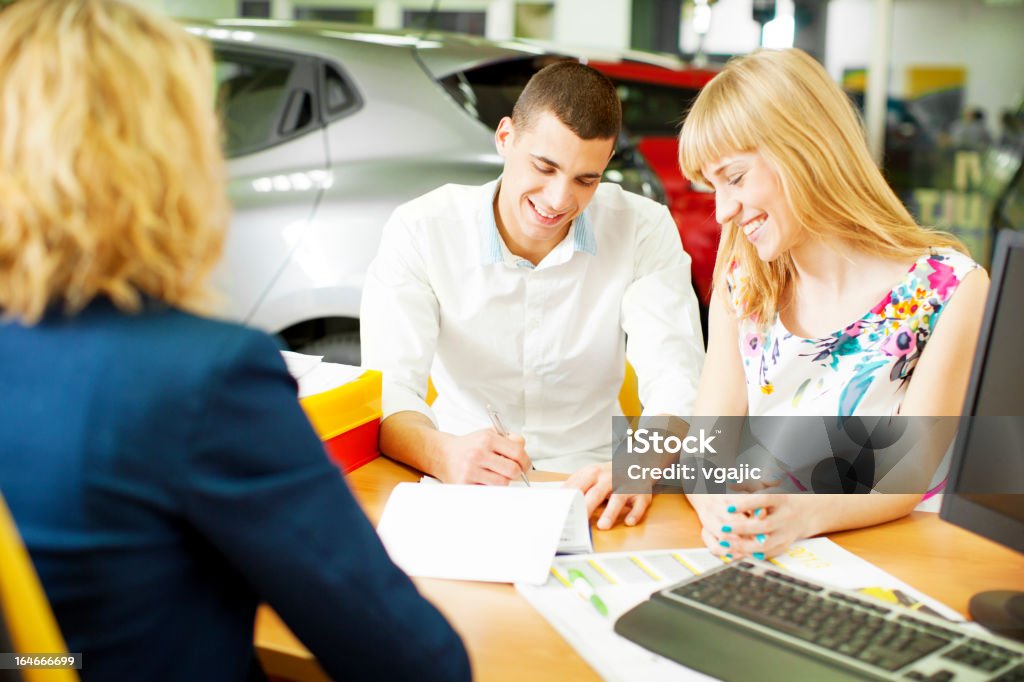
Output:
[494,109,615,263]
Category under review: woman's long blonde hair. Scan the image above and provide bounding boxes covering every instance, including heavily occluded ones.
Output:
[679,48,964,325]
[0,0,229,324]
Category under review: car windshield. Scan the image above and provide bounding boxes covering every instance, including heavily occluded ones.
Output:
[437,55,565,131]
[613,79,700,139]
[439,57,701,142]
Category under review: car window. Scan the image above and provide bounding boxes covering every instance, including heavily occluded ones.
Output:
[213,47,358,157]
[615,80,701,138]
[322,63,358,117]
[214,48,306,157]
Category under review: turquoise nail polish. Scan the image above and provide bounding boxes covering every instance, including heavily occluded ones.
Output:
[721,525,732,533]
[754,552,765,560]
[756,534,766,544]
[755,508,764,518]
[725,553,733,559]
[727,505,737,513]
[719,540,730,548]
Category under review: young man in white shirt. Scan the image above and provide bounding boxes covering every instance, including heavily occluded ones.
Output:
[361,62,704,529]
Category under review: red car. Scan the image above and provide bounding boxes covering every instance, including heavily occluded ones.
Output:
[589,59,721,316]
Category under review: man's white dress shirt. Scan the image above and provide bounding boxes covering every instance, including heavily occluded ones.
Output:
[361,179,704,472]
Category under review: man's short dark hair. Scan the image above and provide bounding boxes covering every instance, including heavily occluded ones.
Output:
[512,61,621,140]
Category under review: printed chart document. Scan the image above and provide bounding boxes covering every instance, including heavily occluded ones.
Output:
[419,477,593,554]
[516,538,963,682]
[377,482,591,584]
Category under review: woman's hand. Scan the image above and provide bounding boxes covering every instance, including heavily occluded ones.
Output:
[689,493,816,559]
[565,462,653,530]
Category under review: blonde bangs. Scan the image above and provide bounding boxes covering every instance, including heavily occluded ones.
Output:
[678,73,760,187]
[0,0,230,324]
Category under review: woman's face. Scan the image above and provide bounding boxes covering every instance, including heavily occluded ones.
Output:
[701,151,801,262]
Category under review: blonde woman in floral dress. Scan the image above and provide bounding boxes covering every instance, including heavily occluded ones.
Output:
[677,48,989,560]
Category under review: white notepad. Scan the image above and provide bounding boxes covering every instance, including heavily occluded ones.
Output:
[418,476,593,554]
[377,482,592,585]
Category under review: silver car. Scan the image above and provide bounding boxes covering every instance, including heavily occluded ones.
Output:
[188,19,664,363]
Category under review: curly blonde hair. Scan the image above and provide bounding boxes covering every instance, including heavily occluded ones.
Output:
[678,48,965,325]
[0,0,229,324]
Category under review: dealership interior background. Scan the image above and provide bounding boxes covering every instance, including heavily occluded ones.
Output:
[117,0,1024,364]
[142,0,1024,252]
[138,0,1022,128]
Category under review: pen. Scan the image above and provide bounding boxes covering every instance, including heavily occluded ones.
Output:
[486,404,531,487]
[567,569,608,617]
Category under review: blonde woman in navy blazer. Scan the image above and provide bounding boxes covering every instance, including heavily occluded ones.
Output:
[0,2,468,680]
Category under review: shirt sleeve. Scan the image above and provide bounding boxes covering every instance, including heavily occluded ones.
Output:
[360,207,440,424]
[181,329,469,681]
[621,206,706,417]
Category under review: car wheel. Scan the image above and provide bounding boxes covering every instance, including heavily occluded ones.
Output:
[297,331,361,366]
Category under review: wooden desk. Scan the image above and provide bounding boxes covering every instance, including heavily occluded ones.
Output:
[255,457,1024,682]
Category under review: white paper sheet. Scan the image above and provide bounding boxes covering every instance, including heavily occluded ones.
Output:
[299,363,364,398]
[280,350,323,380]
[377,482,585,584]
[281,353,365,399]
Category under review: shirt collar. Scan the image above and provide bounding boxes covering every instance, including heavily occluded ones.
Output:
[479,178,597,266]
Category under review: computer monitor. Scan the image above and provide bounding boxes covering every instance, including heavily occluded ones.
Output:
[940,228,1024,642]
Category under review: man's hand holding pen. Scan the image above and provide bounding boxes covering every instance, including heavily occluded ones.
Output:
[488,406,531,487]
[435,427,532,485]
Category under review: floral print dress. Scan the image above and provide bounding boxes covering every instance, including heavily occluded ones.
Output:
[728,248,980,418]
[726,249,979,498]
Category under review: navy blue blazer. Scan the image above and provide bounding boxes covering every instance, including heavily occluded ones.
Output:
[0,299,469,682]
